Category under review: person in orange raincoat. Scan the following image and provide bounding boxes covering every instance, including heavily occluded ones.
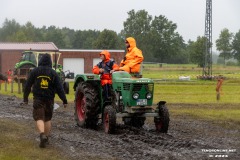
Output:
[93,50,119,101]
[119,37,144,74]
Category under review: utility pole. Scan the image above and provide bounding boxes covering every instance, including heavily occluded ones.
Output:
[203,0,212,79]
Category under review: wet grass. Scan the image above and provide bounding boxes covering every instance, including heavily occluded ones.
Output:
[153,80,240,104]
[169,104,240,129]
[0,119,66,160]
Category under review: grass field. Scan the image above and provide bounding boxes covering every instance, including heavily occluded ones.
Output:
[0,119,65,160]
[1,64,240,104]
[143,63,240,79]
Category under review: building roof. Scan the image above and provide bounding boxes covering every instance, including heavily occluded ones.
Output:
[60,49,125,53]
[0,42,58,51]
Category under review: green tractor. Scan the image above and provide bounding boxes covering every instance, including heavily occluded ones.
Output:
[73,71,170,134]
[13,51,70,94]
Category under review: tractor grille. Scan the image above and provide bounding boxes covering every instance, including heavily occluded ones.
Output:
[133,83,154,92]
[117,86,121,91]
[123,83,130,90]
[133,84,142,91]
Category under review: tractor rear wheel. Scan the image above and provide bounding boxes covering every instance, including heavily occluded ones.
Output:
[74,82,99,129]
[104,105,116,134]
[154,103,170,133]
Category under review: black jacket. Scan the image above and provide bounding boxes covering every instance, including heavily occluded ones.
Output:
[24,54,67,104]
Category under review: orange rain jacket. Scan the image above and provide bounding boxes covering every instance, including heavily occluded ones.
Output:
[119,37,144,73]
[93,50,119,86]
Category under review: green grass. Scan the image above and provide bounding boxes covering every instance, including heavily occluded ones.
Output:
[153,80,240,104]
[0,119,66,160]
[169,104,240,129]
[142,63,240,80]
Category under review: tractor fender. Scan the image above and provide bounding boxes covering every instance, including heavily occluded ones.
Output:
[15,61,36,69]
[73,74,101,91]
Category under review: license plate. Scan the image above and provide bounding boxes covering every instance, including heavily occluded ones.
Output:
[136,99,147,105]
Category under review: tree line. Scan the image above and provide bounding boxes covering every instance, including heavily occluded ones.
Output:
[0,10,240,65]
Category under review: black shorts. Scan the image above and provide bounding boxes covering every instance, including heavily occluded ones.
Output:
[33,99,54,122]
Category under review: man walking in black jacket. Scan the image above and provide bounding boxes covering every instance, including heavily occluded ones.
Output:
[23,53,68,148]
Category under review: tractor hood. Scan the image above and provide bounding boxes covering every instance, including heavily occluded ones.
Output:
[112,71,154,107]
[112,71,154,84]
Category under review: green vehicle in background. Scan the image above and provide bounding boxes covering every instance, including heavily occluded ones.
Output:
[73,71,170,134]
[13,51,70,94]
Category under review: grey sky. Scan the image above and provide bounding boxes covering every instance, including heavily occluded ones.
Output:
[1,0,240,52]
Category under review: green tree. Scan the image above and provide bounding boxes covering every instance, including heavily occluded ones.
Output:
[73,30,100,49]
[93,29,121,49]
[22,22,38,41]
[0,18,21,41]
[44,25,66,48]
[150,15,185,63]
[122,10,186,63]
[123,9,152,37]
[232,30,240,64]
[61,27,75,48]
[216,28,233,64]
[188,36,206,67]
[11,30,28,42]
[122,10,152,61]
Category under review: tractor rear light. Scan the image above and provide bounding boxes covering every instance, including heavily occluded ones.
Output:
[146,92,152,99]
[132,93,139,99]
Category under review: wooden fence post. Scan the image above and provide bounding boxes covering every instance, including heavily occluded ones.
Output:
[5,81,7,91]
[18,78,21,94]
[11,79,14,93]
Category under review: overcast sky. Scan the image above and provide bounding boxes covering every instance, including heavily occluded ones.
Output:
[1,0,240,52]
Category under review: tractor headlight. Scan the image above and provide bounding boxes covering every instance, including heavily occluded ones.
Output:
[132,92,139,99]
[146,92,152,99]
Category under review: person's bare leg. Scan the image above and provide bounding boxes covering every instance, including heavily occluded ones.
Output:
[36,120,45,133]
[44,121,51,136]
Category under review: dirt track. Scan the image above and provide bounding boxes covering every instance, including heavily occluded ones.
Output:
[0,95,239,160]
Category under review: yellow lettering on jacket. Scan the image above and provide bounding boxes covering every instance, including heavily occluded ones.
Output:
[37,76,51,89]
[40,79,48,88]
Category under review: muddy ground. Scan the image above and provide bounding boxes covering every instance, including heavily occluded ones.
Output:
[0,95,239,160]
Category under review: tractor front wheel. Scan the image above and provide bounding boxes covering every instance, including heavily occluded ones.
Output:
[104,105,116,134]
[74,82,99,129]
[154,103,170,133]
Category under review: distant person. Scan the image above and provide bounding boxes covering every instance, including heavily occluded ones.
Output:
[216,76,224,101]
[119,37,144,75]
[93,50,119,101]
[6,69,13,83]
[23,54,68,148]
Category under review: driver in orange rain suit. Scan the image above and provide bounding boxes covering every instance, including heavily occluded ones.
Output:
[119,37,144,74]
[93,50,119,101]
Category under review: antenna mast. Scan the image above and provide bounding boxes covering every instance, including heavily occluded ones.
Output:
[203,0,212,78]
